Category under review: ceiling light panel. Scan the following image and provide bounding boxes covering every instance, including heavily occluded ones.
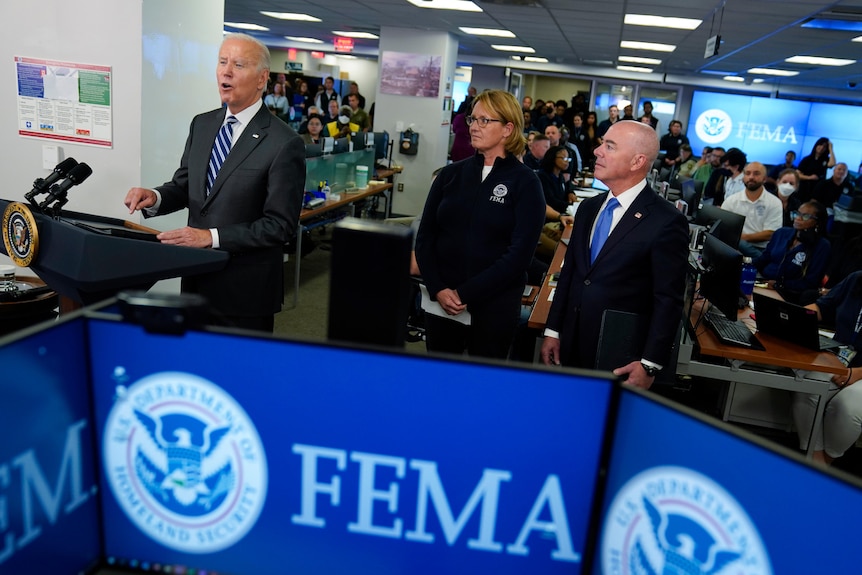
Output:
[624,14,702,30]
[620,41,676,53]
[260,11,321,22]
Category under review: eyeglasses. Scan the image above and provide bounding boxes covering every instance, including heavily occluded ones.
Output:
[791,211,817,221]
[556,156,572,162]
[466,115,505,128]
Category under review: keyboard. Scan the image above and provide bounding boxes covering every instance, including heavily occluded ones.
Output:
[704,312,760,348]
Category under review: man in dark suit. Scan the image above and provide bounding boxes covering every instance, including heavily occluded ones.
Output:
[540,121,689,388]
[124,33,305,332]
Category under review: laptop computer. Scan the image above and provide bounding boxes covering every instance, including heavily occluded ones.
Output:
[753,292,842,351]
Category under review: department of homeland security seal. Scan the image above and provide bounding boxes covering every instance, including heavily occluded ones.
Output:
[600,466,772,575]
[103,371,268,553]
[2,201,39,267]
[694,108,733,145]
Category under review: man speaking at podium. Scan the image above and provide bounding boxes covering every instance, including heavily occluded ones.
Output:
[540,121,689,389]
[125,34,305,332]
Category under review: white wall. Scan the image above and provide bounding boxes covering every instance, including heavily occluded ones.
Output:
[375,27,458,217]
[0,0,223,272]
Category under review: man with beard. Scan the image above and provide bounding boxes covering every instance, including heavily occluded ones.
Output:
[722,162,785,258]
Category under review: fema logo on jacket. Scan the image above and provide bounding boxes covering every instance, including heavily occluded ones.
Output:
[600,466,772,575]
[103,371,267,553]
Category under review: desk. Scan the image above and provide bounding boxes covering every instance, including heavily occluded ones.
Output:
[679,292,846,457]
[528,224,572,330]
[291,182,393,306]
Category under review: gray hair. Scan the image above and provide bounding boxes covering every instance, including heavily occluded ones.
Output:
[222,33,271,73]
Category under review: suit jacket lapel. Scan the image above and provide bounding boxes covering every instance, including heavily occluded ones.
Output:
[590,185,655,268]
[205,106,271,205]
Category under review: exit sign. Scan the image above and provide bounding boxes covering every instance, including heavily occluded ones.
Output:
[334,37,355,52]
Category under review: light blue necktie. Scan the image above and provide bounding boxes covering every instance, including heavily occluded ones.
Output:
[206,115,238,196]
[590,197,620,264]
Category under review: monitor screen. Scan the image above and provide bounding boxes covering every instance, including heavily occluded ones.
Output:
[592,178,610,192]
[332,137,350,155]
[699,233,743,320]
[695,204,746,250]
[304,142,323,158]
[0,319,101,574]
[373,131,390,161]
[590,388,862,574]
[87,319,615,575]
[687,90,862,172]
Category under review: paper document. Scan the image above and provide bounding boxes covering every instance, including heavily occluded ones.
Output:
[420,284,472,326]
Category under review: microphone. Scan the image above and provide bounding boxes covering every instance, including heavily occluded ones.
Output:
[25,158,78,201]
[39,163,93,210]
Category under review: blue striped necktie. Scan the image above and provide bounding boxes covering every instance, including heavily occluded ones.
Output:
[207,115,238,196]
[590,196,620,264]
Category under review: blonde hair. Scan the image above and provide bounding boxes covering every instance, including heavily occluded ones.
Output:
[473,90,526,156]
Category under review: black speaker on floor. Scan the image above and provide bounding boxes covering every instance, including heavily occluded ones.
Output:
[328,218,413,347]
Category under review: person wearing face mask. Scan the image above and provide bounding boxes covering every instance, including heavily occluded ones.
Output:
[754,200,831,305]
[326,105,360,139]
[775,168,803,227]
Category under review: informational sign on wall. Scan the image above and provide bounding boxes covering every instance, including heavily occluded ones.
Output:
[15,56,113,148]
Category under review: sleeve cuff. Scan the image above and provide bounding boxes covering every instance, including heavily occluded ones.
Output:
[210,228,220,249]
[543,328,560,338]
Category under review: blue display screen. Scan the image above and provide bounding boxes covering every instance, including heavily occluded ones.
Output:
[593,389,862,574]
[0,320,101,574]
[687,90,862,169]
[87,320,614,575]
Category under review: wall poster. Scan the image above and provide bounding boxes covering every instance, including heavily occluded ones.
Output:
[15,56,113,148]
[380,51,442,98]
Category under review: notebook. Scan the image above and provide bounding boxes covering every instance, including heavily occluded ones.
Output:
[752,292,842,351]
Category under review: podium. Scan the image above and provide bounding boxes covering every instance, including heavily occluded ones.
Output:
[1,199,228,304]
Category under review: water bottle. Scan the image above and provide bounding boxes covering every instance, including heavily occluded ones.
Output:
[740,257,756,298]
[322,179,331,201]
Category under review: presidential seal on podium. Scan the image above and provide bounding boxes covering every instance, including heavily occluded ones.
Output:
[3,201,39,267]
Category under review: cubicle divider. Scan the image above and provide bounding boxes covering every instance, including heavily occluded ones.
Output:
[2,307,861,574]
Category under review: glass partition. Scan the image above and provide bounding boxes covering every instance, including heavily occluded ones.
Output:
[305,147,375,194]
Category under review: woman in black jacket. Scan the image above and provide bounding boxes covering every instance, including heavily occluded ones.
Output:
[416,90,546,359]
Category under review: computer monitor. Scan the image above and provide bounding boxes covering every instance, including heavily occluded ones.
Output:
[0,320,101,574]
[589,387,862,574]
[694,204,746,250]
[351,131,370,149]
[699,233,743,319]
[681,178,701,218]
[87,317,616,574]
[332,136,350,154]
[373,130,391,161]
[591,177,609,192]
[305,142,323,158]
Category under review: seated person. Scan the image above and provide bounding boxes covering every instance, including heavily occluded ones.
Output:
[535,145,575,261]
[300,114,325,145]
[792,270,862,465]
[523,134,550,171]
[722,161,783,258]
[676,144,698,178]
[326,105,360,139]
[754,200,830,304]
[775,168,803,227]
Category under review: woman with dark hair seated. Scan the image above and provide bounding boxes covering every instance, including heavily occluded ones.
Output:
[793,270,862,465]
[754,200,831,304]
[535,145,575,261]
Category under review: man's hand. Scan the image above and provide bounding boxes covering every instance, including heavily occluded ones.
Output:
[435,288,466,316]
[614,360,655,389]
[540,337,561,366]
[125,187,157,214]
[157,227,213,248]
[560,215,574,227]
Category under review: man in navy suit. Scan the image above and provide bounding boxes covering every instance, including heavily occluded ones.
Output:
[125,34,305,332]
[541,121,689,388]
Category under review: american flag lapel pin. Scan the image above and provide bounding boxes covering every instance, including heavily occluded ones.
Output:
[634,212,643,219]
[252,133,260,139]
